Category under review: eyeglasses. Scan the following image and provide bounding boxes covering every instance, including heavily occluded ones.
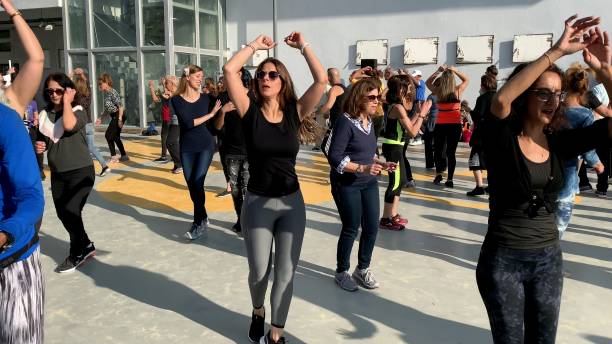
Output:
[45,88,65,96]
[256,71,281,80]
[528,89,567,103]
[366,95,382,102]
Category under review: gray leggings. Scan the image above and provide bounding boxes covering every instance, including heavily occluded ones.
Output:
[242,190,305,328]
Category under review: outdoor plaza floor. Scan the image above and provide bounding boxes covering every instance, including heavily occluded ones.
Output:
[41,134,611,343]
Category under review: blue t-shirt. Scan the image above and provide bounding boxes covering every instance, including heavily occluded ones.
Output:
[169,94,216,153]
[416,80,427,102]
[0,104,44,264]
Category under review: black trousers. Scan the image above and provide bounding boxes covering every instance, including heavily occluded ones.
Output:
[105,115,126,156]
[402,141,414,182]
[166,124,181,168]
[423,130,435,169]
[434,123,462,179]
[160,120,170,157]
[225,154,249,223]
[382,144,406,203]
[51,165,95,256]
[476,243,563,344]
[596,144,610,193]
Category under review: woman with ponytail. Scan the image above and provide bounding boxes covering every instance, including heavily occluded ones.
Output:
[169,65,222,240]
[223,32,326,344]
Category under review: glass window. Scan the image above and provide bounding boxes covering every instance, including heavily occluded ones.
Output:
[199,12,218,50]
[142,0,165,46]
[95,53,139,126]
[143,52,166,124]
[67,0,87,49]
[175,53,197,76]
[200,55,220,81]
[199,0,218,12]
[93,0,137,47]
[69,54,89,75]
[173,0,196,47]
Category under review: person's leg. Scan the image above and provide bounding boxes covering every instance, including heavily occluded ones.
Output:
[596,145,610,194]
[555,193,575,239]
[357,179,380,271]
[269,191,306,338]
[424,130,435,169]
[523,245,563,343]
[226,155,242,219]
[114,118,127,157]
[335,184,362,273]
[446,124,463,181]
[433,126,447,177]
[85,123,108,168]
[105,118,117,157]
[577,160,591,189]
[476,245,526,344]
[167,125,182,168]
[0,248,44,344]
[382,145,405,221]
[160,120,169,158]
[181,150,213,225]
[402,141,414,182]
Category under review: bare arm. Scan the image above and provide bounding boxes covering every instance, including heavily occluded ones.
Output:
[319,86,341,117]
[194,100,222,127]
[449,66,470,97]
[148,80,161,103]
[61,88,78,131]
[492,15,600,119]
[426,65,445,92]
[214,101,236,130]
[2,0,45,116]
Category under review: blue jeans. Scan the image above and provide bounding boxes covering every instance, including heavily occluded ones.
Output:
[181,150,214,225]
[555,193,575,239]
[332,178,380,273]
[85,123,107,168]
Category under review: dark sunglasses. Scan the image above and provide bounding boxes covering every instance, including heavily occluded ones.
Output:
[256,71,281,80]
[45,88,65,96]
[366,95,382,102]
[528,89,567,103]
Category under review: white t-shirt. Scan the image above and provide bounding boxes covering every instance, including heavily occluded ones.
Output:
[592,83,609,107]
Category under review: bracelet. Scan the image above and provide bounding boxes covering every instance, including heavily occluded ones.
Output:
[246,44,257,54]
[9,11,22,19]
[300,42,311,55]
[543,51,553,68]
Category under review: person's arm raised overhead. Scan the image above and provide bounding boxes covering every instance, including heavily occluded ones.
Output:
[426,65,446,92]
[283,32,328,121]
[1,0,45,117]
[583,27,612,100]
[491,15,600,119]
[223,35,276,117]
[448,66,469,98]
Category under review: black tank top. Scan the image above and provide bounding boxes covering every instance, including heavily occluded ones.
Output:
[329,84,347,128]
[382,104,407,144]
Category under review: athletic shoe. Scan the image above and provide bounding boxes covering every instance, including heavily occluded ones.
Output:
[403,179,416,188]
[579,184,593,192]
[467,186,485,196]
[56,243,96,273]
[334,271,358,292]
[248,309,265,343]
[99,166,110,177]
[109,155,120,163]
[409,139,423,146]
[172,167,183,174]
[433,174,443,185]
[392,214,408,225]
[444,180,454,188]
[352,267,380,289]
[259,331,286,344]
[184,222,206,240]
[595,190,607,198]
[154,156,169,163]
[216,190,231,198]
[119,155,130,162]
[379,218,405,231]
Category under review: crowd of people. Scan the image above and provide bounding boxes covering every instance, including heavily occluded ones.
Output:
[0,0,610,341]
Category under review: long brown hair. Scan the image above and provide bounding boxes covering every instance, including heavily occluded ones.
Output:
[433,70,459,103]
[73,75,90,97]
[176,64,204,96]
[253,58,297,110]
[203,77,218,97]
[343,78,382,118]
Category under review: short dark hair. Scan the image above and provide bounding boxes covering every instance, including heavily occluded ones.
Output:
[43,73,77,110]
[481,74,497,91]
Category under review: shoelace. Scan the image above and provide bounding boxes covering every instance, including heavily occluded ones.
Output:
[362,269,374,283]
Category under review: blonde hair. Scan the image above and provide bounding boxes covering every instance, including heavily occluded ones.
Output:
[564,62,589,96]
[433,70,458,103]
[176,64,203,96]
[74,75,90,97]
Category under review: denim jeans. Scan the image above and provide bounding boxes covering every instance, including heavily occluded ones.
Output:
[181,149,214,225]
[85,123,107,168]
[332,178,380,273]
[555,194,575,239]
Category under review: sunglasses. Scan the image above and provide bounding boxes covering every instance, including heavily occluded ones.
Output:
[46,88,65,96]
[256,71,281,80]
[528,89,567,103]
[366,95,382,102]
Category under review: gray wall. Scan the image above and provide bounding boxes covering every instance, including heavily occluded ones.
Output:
[226,0,612,104]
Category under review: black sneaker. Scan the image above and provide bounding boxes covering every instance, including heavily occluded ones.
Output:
[595,190,607,198]
[467,186,485,196]
[56,243,96,273]
[100,165,111,177]
[259,331,286,344]
[433,174,443,185]
[216,190,231,198]
[579,184,593,192]
[154,156,169,163]
[248,309,265,343]
[444,180,454,188]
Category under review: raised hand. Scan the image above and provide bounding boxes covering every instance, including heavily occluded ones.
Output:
[553,15,600,55]
[249,35,276,51]
[0,0,17,13]
[63,87,76,105]
[284,31,306,50]
[221,101,236,114]
[583,28,611,70]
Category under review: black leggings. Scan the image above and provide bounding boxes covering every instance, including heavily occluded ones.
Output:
[434,123,462,179]
[51,165,95,256]
[166,124,181,168]
[476,243,563,344]
[160,120,169,157]
[382,144,406,203]
[596,144,610,193]
[402,141,414,181]
[105,115,126,156]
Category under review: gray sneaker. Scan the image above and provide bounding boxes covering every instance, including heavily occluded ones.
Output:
[334,271,358,292]
[352,268,380,289]
[184,222,206,240]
